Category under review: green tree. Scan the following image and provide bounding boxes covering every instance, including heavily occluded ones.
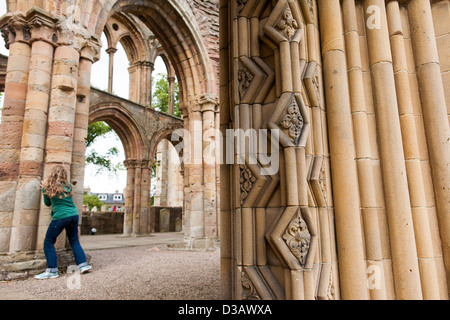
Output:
[83,193,105,211]
[152,72,181,117]
[85,121,125,175]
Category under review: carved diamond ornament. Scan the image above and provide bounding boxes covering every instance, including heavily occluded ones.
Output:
[282,211,311,267]
[279,98,304,145]
[238,66,254,100]
[267,92,310,148]
[275,7,299,40]
[241,270,261,300]
[261,0,304,46]
[266,206,317,270]
[240,164,256,206]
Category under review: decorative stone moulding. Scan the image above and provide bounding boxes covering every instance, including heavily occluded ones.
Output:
[266,206,318,271]
[267,92,310,148]
[238,157,279,209]
[304,61,321,108]
[261,0,304,47]
[240,262,286,300]
[309,156,328,207]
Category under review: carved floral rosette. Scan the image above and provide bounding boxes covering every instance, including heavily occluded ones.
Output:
[282,211,311,267]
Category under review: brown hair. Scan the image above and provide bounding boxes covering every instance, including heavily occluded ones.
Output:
[43,165,72,199]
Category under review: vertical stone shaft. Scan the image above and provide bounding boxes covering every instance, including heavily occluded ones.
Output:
[132,163,142,235]
[106,47,116,94]
[363,0,422,299]
[139,164,151,234]
[9,40,54,252]
[71,48,96,234]
[219,0,232,300]
[0,40,31,252]
[36,45,80,250]
[202,103,218,238]
[318,0,369,300]
[408,0,450,292]
[123,160,135,235]
[168,75,176,115]
[342,0,387,299]
[186,109,204,238]
[387,1,445,300]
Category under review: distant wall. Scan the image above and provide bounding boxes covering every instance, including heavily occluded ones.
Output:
[81,207,183,235]
[81,212,124,235]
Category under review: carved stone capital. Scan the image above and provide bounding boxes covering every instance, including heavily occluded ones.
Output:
[198,93,218,113]
[0,13,29,48]
[26,7,59,45]
[80,37,101,63]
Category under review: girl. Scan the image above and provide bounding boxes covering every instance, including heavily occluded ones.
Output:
[34,165,92,279]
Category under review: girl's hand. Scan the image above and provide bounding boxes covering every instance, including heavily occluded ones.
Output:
[40,180,44,188]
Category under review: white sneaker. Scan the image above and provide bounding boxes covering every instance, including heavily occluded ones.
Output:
[80,264,92,274]
[34,271,59,280]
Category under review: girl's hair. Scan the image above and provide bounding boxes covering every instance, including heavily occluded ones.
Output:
[43,165,72,199]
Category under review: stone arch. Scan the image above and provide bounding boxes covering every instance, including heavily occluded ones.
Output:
[89,102,145,162]
[82,0,217,113]
[148,127,184,165]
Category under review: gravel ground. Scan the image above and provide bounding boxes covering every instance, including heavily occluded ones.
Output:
[1,243,221,300]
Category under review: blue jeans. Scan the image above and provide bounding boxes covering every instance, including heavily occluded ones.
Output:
[43,215,87,273]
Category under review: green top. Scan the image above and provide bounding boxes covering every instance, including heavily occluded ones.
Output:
[42,184,79,220]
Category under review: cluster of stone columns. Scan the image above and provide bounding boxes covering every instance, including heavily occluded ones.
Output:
[221,0,450,300]
[181,93,220,247]
[0,8,100,254]
[319,0,450,299]
[123,159,151,235]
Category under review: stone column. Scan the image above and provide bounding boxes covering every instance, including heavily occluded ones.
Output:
[318,0,369,300]
[387,0,445,300]
[132,161,142,235]
[408,0,450,290]
[106,47,117,94]
[36,44,80,250]
[140,61,153,107]
[341,0,387,299]
[9,22,56,252]
[0,14,31,252]
[363,0,422,299]
[128,62,139,103]
[168,75,176,115]
[123,160,135,236]
[139,160,151,235]
[200,94,218,239]
[154,139,169,207]
[71,42,100,223]
[185,105,204,239]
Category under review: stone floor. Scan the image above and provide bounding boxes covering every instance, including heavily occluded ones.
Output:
[0,233,221,300]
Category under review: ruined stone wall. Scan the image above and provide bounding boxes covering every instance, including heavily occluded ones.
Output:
[189,0,220,91]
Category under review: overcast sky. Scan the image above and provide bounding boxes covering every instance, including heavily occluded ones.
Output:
[0,4,167,194]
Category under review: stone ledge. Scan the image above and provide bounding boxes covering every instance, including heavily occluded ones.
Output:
[167,237,220,252]
[0,250,91,281]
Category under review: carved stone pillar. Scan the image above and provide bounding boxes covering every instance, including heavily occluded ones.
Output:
[0,13,31,252]
[123,159,136,236]
[200,94,218,239]
[408,0,450,292]
[71,42,100,227]
[168,76,176,115]
[185,104,204,239]
[140,61,153,107]
[222,0,336,300]
[363,0,422,299]
[36,43,80,251]
[106,46,117,94]
[9,10,57,253]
